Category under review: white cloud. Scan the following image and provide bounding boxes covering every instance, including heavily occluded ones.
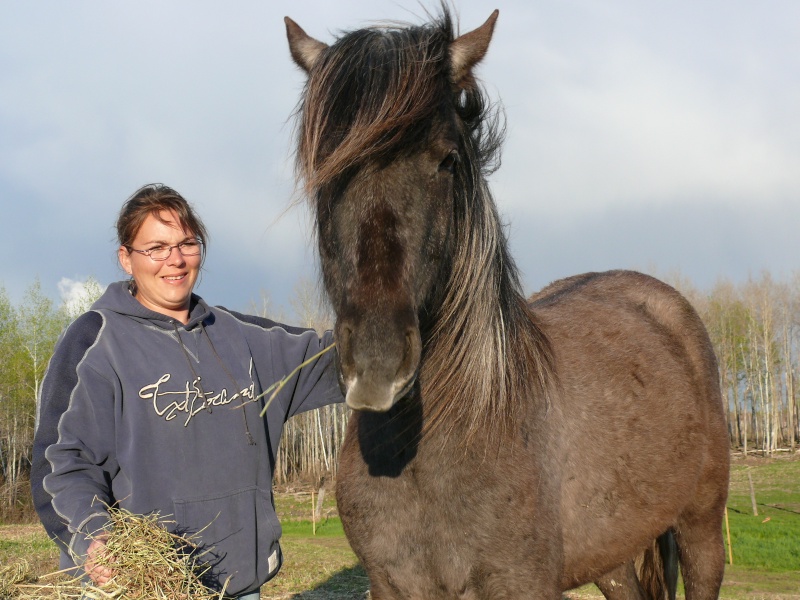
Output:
[58,277,106,318]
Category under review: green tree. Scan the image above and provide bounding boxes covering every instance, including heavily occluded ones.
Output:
[62,276,105,321]
[0,285,28,511]
[0,280,69,517]
[17,279,69,404]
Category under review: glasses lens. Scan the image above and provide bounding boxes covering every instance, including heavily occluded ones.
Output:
[179,241,202,256]
[149,247,171,260]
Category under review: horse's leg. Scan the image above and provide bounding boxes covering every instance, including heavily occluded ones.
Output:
[674,500,726,600]
[594,562,645,600]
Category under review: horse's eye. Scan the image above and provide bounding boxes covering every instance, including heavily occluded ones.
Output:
[439,150,459,174]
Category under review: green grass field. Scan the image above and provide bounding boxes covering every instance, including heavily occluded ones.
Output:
[716,456,800,599]
[725,458,800,572]
[1,454,798,599]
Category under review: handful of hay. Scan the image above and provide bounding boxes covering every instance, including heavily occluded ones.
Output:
[1,507,227,600]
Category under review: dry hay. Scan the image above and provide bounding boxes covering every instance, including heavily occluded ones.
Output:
[0,507,227,599]
[0,561,38,598]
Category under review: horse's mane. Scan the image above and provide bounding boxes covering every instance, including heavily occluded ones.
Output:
[422,80,555,446]
[295,8,555,446]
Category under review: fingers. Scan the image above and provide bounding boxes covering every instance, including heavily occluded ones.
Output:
[85,537,117,585]
[87,563,115,586]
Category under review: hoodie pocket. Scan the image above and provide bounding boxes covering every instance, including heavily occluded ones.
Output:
[173,486,281,596]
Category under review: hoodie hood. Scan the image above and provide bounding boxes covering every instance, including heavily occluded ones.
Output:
[92,281,212,329]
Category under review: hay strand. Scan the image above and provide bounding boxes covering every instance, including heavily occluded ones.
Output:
[258,343,337,417]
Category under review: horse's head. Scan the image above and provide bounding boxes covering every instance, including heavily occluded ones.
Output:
[286,10,499,412]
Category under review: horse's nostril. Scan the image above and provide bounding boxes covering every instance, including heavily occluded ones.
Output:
[336,323,354,357]
[397,327,421,381]
[405,328,419,358]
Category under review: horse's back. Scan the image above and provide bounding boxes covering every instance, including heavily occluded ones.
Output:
[530,270,721,421]
[530,270,729,588]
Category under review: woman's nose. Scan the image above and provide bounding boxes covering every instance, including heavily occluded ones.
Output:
[165,246,186,266]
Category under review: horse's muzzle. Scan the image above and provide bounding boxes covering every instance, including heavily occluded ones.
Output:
[336,316,422,412]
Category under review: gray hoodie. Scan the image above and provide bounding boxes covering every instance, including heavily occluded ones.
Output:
[31,281,342,596]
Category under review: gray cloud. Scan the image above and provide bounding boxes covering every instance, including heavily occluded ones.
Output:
[1,1,798,312]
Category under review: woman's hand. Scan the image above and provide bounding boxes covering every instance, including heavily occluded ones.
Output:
[84,536,115,585]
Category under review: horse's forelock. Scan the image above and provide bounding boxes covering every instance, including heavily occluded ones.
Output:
[296,13,457,194]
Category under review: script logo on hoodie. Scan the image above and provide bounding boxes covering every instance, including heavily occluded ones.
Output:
[138,359,257,426]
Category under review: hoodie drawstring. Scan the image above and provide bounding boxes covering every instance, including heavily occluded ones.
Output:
[173,322,211,414]
[171,321,257,446]
[200,322,257,446]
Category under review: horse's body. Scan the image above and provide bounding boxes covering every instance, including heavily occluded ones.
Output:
[530,271,729,591]
[285,9,729,600]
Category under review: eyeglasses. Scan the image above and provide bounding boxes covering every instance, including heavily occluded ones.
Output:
[127,239,203,261]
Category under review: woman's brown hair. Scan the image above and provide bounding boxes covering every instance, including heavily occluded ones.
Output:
[117,183,209,254]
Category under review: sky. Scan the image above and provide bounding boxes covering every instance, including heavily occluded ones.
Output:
[1,1,799,315]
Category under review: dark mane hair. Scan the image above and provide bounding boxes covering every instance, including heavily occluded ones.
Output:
[295,8,554,444]
[295,8,504,193]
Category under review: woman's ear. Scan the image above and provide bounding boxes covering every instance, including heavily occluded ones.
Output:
[118,246,133,275]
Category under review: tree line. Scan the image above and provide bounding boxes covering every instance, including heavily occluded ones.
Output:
[1,271,798,520]
[683,271,800,455]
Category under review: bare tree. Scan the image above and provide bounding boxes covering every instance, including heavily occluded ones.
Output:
[255,280,349,485]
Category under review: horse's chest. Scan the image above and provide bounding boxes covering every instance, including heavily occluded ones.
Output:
[337,446,549,599]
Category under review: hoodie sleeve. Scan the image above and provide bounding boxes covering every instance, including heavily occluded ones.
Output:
[225,311,344,419]
[32,311,116,565]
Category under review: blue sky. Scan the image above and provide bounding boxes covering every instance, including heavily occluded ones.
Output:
[1,1,798,315]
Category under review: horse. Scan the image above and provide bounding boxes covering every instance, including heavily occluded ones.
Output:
[284,8,730,600]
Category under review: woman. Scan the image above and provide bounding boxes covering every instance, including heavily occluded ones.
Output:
[31,184,343,599]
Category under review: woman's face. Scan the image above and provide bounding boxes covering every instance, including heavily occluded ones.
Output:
[118,210,201,323]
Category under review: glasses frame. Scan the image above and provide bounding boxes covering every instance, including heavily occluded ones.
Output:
[126,238,204,262]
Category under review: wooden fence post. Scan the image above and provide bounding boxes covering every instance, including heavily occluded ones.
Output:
[747,470,758,516]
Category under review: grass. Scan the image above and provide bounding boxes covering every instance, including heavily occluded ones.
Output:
[273,486,340,525]
[725,457,800,572]
[1,455,798,599]
[269,531,367,599]
[0,525,59,578]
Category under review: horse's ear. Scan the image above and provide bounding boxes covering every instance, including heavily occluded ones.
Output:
[285,16,328,73]
[449,9,499,88]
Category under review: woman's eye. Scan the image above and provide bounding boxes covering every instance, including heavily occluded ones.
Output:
[439,150,459,174]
